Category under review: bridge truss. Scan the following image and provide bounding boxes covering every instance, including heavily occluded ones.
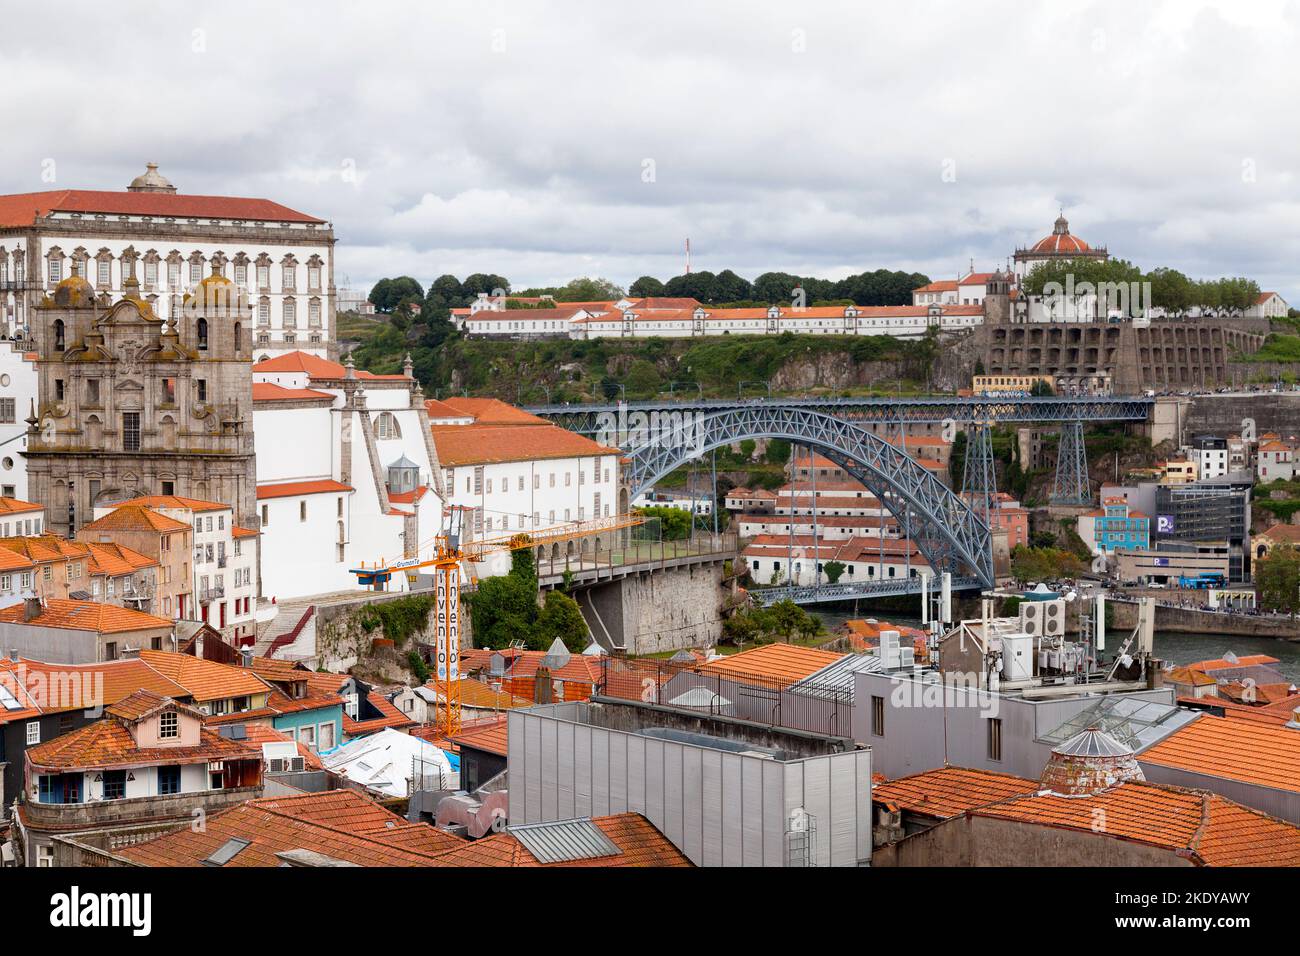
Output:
[622,405,995,588]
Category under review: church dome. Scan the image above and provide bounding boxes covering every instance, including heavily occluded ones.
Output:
[127,163,177,194]
[52,275,96,308]
[1030,213,1092,255]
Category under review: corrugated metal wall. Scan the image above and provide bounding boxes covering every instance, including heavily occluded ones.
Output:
[508,707,872,866]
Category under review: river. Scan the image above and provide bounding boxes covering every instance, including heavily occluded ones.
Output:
[810,608,1300,684]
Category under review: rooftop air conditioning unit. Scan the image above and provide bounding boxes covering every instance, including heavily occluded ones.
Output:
[1020,598,1065,637]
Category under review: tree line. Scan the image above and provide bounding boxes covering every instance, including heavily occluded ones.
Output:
[1019,258,1262,314]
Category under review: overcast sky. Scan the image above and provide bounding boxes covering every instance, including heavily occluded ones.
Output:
[3,0,1299,300]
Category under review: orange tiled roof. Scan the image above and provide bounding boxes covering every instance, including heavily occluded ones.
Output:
[0,188,324,228]
[460,647,602,686]
[1139,714,1300,793]
[118,789,465,867]
[431,423,620,467]
[0,657,187,718]
[1260,525,1300,543]
[137,650,271,703]
[26,711,256,772]
[0,547,34,571]
[449,716,510,757]
[79,505,191,534]
[253,350,406,382]
[232,525,259,539]
[697,642,843,688]
[251,382,335,403]
[85,541,157,577]
[973,781,1300,866]
[425,813,691,867]
[0,496,43,515]
[0,598,171,634]
[1188,654,1280,673]
[437,396,550,425]
[257,479,352,500]
[117,494,228,513]
[872,767,1041,819]
[0,534,90,564]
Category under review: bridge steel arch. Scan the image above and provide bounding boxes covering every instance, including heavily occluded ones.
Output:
[620,406,994,587]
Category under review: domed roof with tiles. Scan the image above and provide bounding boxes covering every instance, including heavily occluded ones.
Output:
[1038,727,1146,796]
[1030,213,1092,254]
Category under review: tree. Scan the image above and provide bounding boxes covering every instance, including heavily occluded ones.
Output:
[461,273,511,300]
[823,560,846,584]
[535,590,590,652]
[555,276,624,302]
[368,276,424,312]
[1256,545,1300,614]
[628,275,666,298]
[638,505,693,540]
[765,439,791,466]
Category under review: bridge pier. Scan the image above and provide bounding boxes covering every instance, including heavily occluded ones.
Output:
[960,423,998,526]
[1050,420,1092,507]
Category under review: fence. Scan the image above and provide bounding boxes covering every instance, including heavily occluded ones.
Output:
[535,529,738,581]
[594,654,855,739]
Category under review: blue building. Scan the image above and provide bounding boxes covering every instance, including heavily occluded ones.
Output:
[1087,496,1150,553]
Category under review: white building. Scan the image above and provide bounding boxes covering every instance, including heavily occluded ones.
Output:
[1257,440,1296,483]
[1247,291,1289,319]
[632,489,713,516]
[0,163,336,358]
[92,494,258,643]
[321,726,454,797]
[252,351,443,601]
[0,341,36,500]
[428,397,624,575]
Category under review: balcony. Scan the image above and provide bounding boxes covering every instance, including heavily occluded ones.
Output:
[200,585,225,603]
[22,785,261,832]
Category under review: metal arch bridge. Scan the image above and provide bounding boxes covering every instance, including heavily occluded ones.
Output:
[608,404,997,588]
[753,575,984,606]
[525,394,1153,434]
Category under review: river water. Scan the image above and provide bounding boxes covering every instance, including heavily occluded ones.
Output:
[810,608,1300,684]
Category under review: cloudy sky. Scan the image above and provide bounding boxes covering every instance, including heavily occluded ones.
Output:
[3,0,1299,299]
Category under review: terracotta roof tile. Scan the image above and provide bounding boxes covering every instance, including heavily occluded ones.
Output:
[0,496,43,515]
[973,781,1300,867]
[0,188,325,227]
[0,597,171,634]
[697,643,843,687]
[251,382,336,403]
[117,495,228,513]
[137,650,271,702]
[872,767,1042,819]
[449,716,510,757]
[27,711,257,772]
[79,505,191,534]
[257,479,353,499]
[118,789,464,867]
[431,423,620,467]
[85,541,158,577]
[425,813,690,867]
[1140,715,1300,792]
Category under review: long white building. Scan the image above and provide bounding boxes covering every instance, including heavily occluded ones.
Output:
[0,163,336,358]
[463,299,984,340]
[0,341,36,500]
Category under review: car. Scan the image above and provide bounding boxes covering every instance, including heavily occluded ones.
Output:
[1148,582,1166,590]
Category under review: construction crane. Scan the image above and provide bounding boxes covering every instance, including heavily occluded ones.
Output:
[349,507,645,739]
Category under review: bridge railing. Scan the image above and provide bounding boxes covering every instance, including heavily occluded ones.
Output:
[595,654,855,738]
[536,530,738,580]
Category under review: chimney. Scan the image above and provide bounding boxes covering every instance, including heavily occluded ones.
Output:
[240,647,253,668]
[8,648,17,663]
[23,597,42,623]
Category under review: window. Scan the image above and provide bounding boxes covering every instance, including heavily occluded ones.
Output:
[189,260,203,284]
[871,695,884,737]
[987,717,1003,761]
[26,720,39,745]
[308,265,321,290]
[309,298,322,327]
[144,259,158,287]
[261,504,269,526]
[158,765,181,795]
[376,412,401,440]
[86,379,100,405]
[122,412,141,451]
[197,379,207,402]
[300,501,307,522]
[97,258,111,286]
[55,378,64,401]
[102,770,126,800]
[49,258,62,284]
[0,398,13,423]
[159,710,179,739]
[257,263,270,289]
[197,317,208,350]
[37,845,54,868]
[299,723,316,751]
[283,265,296,290]
[283,298,296,328]
[234,263,247,287]
[258,297,271,326]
